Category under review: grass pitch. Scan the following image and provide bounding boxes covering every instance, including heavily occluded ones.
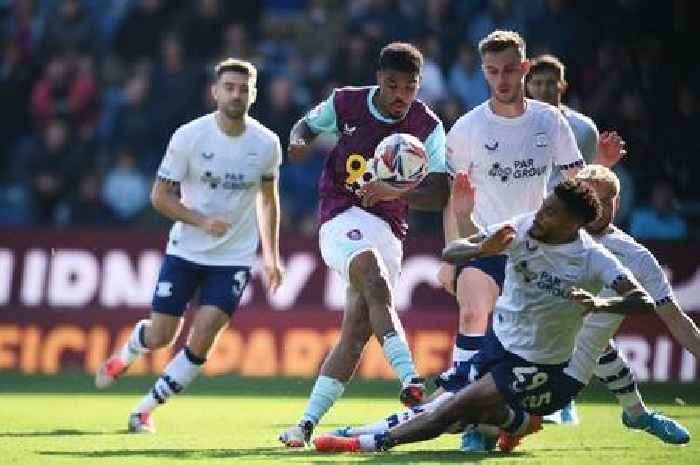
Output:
[1,373,698,465]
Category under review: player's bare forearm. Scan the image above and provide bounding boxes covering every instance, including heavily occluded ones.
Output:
[590,290,655,315]
[150,179,206,228]
[441,238,485,263]
[401,172,449,211]
[256,179,281,265]
[657,302,700,358]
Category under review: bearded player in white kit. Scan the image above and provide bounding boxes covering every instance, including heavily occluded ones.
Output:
[94,58,283,433]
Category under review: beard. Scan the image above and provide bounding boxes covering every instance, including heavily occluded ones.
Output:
[222,102,246,120]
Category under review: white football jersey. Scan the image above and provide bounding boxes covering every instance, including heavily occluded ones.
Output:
[566,225,676,383]
[156,113,282,266]
[547,105,599,193]
[491,214,633,365]
[447,99,582,232]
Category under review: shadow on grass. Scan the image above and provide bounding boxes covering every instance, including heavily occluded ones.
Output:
[1,429,119,437]
[40,447,529,463]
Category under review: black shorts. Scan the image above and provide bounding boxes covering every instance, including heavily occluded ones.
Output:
[453,255,508,294]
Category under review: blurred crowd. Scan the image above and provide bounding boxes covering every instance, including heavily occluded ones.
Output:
[1,0,698,239]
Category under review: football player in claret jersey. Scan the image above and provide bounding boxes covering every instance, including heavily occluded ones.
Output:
[278,42,449,447]
[312,180,655,454]
[94,58,283,433]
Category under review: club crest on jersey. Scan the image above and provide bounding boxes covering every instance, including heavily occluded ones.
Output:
[347,229,362,240]
[484,140,499,152]
[534,132,548,148]
[201,151,215,160]
[343,123,357,136]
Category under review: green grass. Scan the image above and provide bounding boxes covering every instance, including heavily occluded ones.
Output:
[1,373,699,465]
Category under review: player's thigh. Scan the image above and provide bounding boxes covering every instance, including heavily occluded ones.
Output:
[456,266,500,318]
[151,254,201,324]
[187,304,232,356]
[198,265,251,316]
[429,373,504,427]
[437,263,456,295]
[319,207,401,289]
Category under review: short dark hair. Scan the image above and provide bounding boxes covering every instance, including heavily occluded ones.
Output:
[378,42,423,74]
[554,180,601,225]
[529,54,566,82]
[215,57,257,84]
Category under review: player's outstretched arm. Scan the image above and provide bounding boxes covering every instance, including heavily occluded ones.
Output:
[150,178,229,237]
[288,119,318,162]
[442,225,515,263]
[569,277,654,316]
[657,301,700,358]
[256,177,283,292]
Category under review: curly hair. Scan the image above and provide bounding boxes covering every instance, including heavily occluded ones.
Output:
[554,180,601,225]
[378,42,423,74]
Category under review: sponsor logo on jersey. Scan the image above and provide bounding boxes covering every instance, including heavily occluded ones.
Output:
[488,158,548,183]
[201,170,222,188]
[515,260,572,298]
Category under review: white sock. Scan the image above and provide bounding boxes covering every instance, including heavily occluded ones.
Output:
[118,319,150,365]
[358,434,379,451]
[301,375,345,425]
[595,347,647,418]
[134,347,204,414]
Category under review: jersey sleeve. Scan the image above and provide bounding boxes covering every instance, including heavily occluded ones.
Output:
[446,119,470,177]
[588,246,635,291]
[157,127,189,182]
[304,90,338,135]
[554,111,584,171]
[424,121,447,173]
[634,249,676,307]
[262,134,283,181]
[578,120,599,164]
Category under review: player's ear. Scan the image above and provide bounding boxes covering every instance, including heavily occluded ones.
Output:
[521,59,531,75]
[211,83,218,102]
[560,79,568,95]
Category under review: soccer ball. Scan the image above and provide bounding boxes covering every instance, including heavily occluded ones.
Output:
[371,133,428,188]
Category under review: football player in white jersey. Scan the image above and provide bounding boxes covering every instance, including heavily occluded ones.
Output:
[437,30,617,449]
[527,53,627,424]
[311,180,655,454]
[94,58,283,433]
[563,165,694,444]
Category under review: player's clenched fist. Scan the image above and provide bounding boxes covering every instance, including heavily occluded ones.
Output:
[479,225,516,255]
[202,217,231,237]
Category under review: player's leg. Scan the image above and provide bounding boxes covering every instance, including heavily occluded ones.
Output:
[348,249,423,405]
[596,341,690,444]
[129,263,249,433]
[95,255,194,389]
[279,286,372,446]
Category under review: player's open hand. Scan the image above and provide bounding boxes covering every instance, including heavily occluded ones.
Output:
[358,180,404,208]
[569,287,602,314]
[263,260,284,293]
[479,225,516,255]
[288,139,310,162]
[451,170,475,218]
[202,217,231,237]
[596,130,627,168]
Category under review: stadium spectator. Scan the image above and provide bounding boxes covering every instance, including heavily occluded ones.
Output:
[41,0,97,56]
[114,0,169,63]
[447,44,489,111]
[102,147,150,222]
[630,179,688,241]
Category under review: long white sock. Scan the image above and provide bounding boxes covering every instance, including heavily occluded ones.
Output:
[595,346,647,418]
[382,332,418,384]
[117,319,150,365]
[348,391,454,436]
[134,347,204,414]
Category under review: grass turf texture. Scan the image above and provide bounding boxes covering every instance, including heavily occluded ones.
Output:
[1,373,698,465]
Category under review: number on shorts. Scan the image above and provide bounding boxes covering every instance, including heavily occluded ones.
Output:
[512,366,549,392]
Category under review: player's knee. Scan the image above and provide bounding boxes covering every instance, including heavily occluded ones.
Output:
[437,264,455,294]
[147,328,177,349]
